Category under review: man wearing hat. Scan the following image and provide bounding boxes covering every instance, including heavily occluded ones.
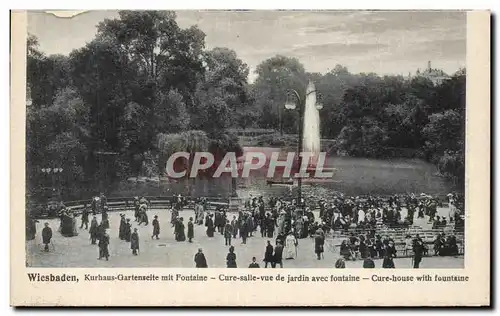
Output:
[382,241,397,268]
[314,227,325,260]
[231,215,239,239]
[101,206,110,229]
[175,217,186,242]
[412,234,425,268]
[124,218,132,242]
[265,213,276,238]
[133,197,140,221]
[89,215,99,244]
[187,217,194,242]
[224,220,233,246]
[194,248,208,268]
[80,206,89,230]
[98,228,110,261]
[263,240,274,268]
[152,215,160,240]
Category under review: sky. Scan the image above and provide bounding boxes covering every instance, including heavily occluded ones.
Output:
[27,10,466,82]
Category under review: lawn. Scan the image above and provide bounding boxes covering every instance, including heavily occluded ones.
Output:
[238,147,454,200]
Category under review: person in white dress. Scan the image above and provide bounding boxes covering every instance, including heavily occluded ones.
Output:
[357,208,365,225]
[276,211,285,236]
[284,232,298,259]
[448,193,457,222]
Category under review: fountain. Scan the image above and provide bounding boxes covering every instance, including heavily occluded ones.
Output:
[302,81,321,167]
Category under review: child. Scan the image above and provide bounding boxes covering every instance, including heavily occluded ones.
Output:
[248,257,260,268]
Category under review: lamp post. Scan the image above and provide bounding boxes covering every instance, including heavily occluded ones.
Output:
[41,167,64,197]
[284,85,323,207]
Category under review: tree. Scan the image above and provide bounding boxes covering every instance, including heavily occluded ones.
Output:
[194,88,231,133]
[27,34,72,108]
[252,55,308,133]
[191,47,250,131]
[422,110,462,160]
[336,119,388,158]
[69,10,208,177]
[96,10,206,105]
[70,39,129,153]
[314,65,360,138]
[26,87,89,198]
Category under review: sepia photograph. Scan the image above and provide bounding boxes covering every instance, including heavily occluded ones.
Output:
[23,10,468,270]
[9,7,492,306]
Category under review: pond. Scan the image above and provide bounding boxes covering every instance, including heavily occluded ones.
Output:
[109,147,456,201]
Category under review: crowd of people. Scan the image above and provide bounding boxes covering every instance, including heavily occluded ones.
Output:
[27,191,464,268]
[316,192,464,232]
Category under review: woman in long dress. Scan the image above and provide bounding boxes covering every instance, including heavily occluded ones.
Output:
[284,232,298,259]
[196,204,205,225]
[205,214,215,237]
[131,228,139,255]
[226,246,237,268]
[448,194,457,223]
[276,212,285,236]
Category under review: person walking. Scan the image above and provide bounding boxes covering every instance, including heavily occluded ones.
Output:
[231,215,239,239]
[263,241,274,268]
[175,217,186,242]
[187,217,194,243]
[284,231,298,260]
[89,216,98,245]
[240,216,248,244]
[314,227,325,260]
[119,214,126,240]
[194,248,208,268]
[224,220,233,246]
[98,229,110,261]
[226,246,237,268]
[382,241,397,268]
[124,218,132,242]
[273,242,284,268]
[152,215,160,240]
[205,214,215,238]
[80,207,89,230]
[131,228,140,256]
[412,234,425,268]
[41,223,52,252]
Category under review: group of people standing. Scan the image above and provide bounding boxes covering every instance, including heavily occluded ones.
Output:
[29,190,463,269]
[316,193,464,234]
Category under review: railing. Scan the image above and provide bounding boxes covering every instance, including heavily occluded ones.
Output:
[31,196,233,219]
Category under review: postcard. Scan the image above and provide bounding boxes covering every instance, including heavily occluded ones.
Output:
[10,9,490,306]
